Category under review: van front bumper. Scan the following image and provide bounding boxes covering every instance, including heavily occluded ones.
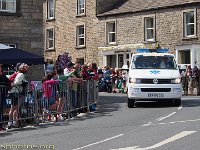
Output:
[128,84,182,100]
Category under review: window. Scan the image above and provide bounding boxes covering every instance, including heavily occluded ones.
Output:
[76,25,85,47]
[46,28,54,50]
[144,17,155,41]
[3,65,15,75]
[118,54,123,68]
[47,0,55,19]
[106,55,116,68]
[106,21,116,44]
[0,0,16,13]
[183,10,196,37]
[77,0,85,15]
[132,55,177,69]
[178,50,191,64]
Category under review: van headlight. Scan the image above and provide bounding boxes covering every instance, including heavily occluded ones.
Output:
[129,78,141,84]
[171,78,181,84]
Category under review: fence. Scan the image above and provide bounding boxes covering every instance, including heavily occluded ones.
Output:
[0,80,99,128]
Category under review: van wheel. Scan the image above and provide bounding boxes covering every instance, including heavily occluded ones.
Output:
[127,98,135,108]
[174,99,181,106]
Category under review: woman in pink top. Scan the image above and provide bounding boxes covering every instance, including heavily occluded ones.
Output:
[41,73,58,110]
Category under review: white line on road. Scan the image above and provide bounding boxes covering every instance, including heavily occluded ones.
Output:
[178,106,182,110]
[73,134,124,150]
[141,122,152,127]
[156,112,176,121]
[143,118,200,127]
[141,131,196,150]
[110,131,196,150]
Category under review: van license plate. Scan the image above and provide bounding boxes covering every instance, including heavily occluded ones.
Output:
[148,93,164,98]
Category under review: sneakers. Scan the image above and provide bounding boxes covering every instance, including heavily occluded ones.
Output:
[12,121,19,128]
[7,121,19,129]
[7,122,12,129]
[57,114,64,121]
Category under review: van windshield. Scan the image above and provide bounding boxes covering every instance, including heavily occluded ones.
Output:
[131,55,177,69]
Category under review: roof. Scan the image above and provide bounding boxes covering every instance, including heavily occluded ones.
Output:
[97,0,200,16]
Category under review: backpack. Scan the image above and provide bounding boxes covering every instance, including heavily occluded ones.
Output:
[8,72,18,82]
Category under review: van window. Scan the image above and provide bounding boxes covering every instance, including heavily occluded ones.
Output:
[131,55,177,69]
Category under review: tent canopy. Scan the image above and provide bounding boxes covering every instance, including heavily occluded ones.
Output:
[0,43,44,65]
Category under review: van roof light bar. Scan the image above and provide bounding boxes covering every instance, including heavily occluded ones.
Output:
[136,48,169,53]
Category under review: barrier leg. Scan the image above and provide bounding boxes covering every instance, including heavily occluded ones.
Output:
[87,81,90,113]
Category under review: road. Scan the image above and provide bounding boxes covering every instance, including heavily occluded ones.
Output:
[0,93,200,150]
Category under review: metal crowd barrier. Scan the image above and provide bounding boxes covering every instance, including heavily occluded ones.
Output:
[0,79,99,128]
[0,85,10,124]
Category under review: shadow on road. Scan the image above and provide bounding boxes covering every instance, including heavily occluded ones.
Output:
[135,101,174,108]
[0,94,126,136]
[72,94,126,121]
[182,99,200,107]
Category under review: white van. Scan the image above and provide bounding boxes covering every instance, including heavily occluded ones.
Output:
[127,48,182,108]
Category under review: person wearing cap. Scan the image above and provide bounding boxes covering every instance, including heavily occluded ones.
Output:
[7,63,29,129]
[0,64,11,132]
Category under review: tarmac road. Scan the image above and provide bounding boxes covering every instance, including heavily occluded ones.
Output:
[0,93,200,150]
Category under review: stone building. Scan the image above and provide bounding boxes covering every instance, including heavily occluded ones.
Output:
[43,0,123,66]
[43,0,100,65]
[43,0,200,69]
[0,0,44,80]
[97,0,200,69]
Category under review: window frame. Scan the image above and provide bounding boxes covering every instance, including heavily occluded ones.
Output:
[76,24,85,48]
[47,0,55,20]
[183,9,196,38]
[106,20,117,45]
[0,0,16,13]
[46,28,55,50]
[144,16,155,42]
[77,0,85,16]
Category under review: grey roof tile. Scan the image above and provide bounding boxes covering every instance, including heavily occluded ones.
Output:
[98,0,200,16]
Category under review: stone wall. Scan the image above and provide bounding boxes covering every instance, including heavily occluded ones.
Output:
[97,5,200,67]
[43,1,200,68]
[44,0,100,65]
[0,0,44,80]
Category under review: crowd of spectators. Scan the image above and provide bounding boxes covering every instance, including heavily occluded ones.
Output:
[180,65,200,96]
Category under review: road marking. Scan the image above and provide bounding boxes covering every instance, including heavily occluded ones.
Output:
[156,112,176,121]
[142,118,200,127]
[178,106,182,110]
[111,131,196,150]
[73,134,124,150]
[142,122,152,127]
